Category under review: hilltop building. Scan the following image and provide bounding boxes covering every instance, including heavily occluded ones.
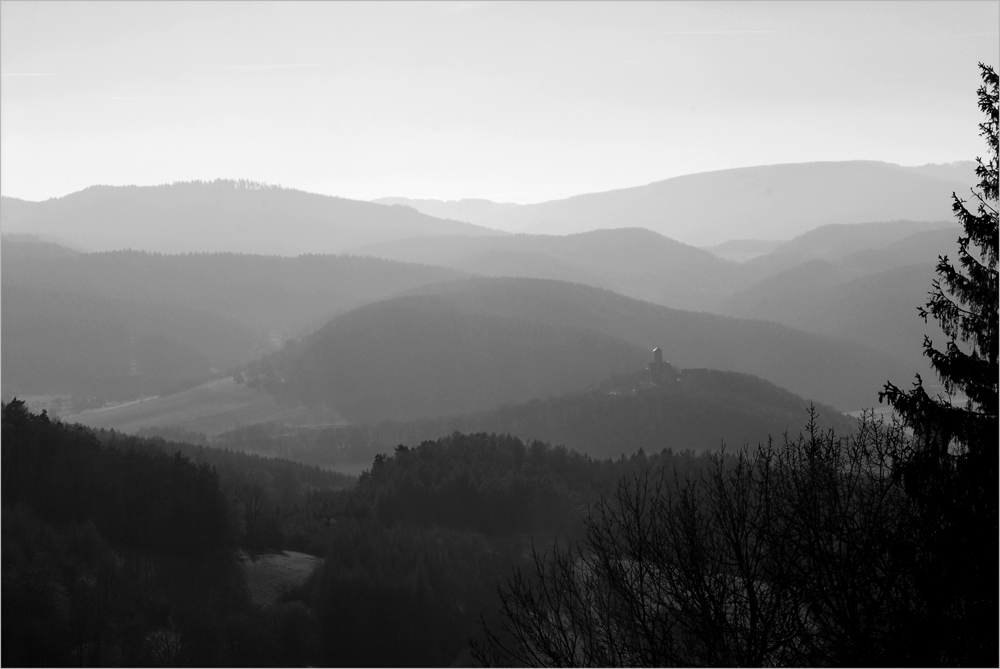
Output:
[648,347,675,385]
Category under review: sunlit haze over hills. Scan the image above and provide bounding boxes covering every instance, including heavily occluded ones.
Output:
[1,3,997,666]
[1,1,997,205]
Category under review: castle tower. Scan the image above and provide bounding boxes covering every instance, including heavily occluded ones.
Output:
[648,346,675,385]
[649,347,664,384]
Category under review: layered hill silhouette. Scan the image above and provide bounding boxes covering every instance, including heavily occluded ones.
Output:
[185,366,856,471]
[372,197,520,225]
[349,228,743,311]
[326,368,857,464]
[715,224,961,374]
[253,277,913,418]
[2,239,466,403]
[739,219,957,279]
[264,296,651,423]
[2,283,267,401]
[1,179,498,255]
[1,242,464,337]
[1,233,82,258]
[702,239,783,262]
[372,161,967,245]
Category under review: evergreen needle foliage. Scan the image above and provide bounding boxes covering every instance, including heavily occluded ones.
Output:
[880,62,998,455]
[877,62,999,666]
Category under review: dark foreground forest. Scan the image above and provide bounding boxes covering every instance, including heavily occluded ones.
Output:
[2,65,997,668]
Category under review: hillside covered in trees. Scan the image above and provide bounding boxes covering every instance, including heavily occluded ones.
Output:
[246,276,912,415]
[203,366,853,471]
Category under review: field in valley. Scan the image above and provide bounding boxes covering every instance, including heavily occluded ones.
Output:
[62,378,344,436]
[241,551,323,608]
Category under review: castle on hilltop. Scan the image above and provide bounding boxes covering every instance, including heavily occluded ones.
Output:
[648,347,676,385]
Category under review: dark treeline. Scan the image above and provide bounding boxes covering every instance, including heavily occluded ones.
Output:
[2,401,231,556]
[95,429,355,553]
[295,432,728,667]
[2,399,736,667]
[350,433,721,537]
[475,412,923,666]
[1,400,349,666]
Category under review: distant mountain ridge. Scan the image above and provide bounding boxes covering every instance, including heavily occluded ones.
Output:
[372,197,520,225]
[348,227,743,311]
[1,179,500,255]
[370,161,967,245]
[898,160,979,186]
[714,224,962,375]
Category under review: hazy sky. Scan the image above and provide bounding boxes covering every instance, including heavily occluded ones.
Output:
[1,1,997,204]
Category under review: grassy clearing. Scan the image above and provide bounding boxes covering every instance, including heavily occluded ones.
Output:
[241,551,323,608]
[63,378,344,435]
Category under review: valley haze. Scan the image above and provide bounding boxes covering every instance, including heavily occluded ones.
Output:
[2,2,996,667]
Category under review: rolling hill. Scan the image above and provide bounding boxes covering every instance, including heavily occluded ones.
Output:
[0,233,82,258]
[1,242,465,337]
[258,277,915,416]
[348,227,743,312]
[186,366,858,471]
[715,224,962,374]
[739,219,957,280]
[2,239,468,404]
[0,179,499,255]
[2,284,268,401]
[371,161,966,246]
[271,295,652,423]
[332,367,858,463]
[716,263,945,375]
[702,239,784,263]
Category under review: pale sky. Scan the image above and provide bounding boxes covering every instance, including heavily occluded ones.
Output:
[1,1,997,204]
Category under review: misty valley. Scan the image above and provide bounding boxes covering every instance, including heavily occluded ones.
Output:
[3,143,997,668]
[1,7,997,657]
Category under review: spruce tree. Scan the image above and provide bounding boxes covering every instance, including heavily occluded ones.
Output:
[881,63,997,455]
[880,62,997,665]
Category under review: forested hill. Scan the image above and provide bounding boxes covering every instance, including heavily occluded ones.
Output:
[211,366,855,471]
[347,227,743,312]
[258,295,651,422]
[2,400,353,665]
[319,276,913,411]
[0,179,499,255]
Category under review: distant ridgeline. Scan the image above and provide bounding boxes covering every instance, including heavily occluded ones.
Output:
[195,178,283,190]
